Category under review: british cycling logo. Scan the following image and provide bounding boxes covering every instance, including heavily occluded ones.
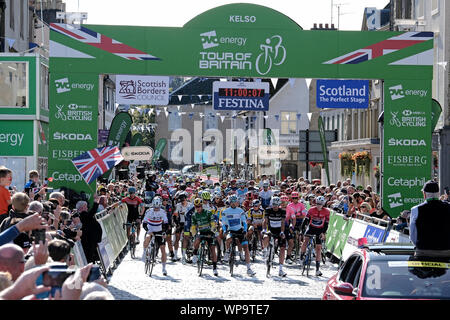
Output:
[389,110,426,128]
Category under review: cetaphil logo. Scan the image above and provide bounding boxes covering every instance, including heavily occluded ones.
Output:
[55,78,71,93]
[51,171,83,183]
[53,132,93,141]
[200,31,219,49]
[389,85,404,100]
[387,192,403,209]
[388,138,426,147]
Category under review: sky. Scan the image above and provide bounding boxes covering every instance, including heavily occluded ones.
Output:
[64,0,390,31]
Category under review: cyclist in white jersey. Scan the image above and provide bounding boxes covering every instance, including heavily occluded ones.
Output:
[173,194,193,263]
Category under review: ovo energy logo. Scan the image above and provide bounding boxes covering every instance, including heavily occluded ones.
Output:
[389,84,405,100]
[55,78,71,93]
[200,31,219,49]
[387,192,403,209]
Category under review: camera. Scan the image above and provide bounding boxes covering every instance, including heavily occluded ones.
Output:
[42,269,75,287]
[87,265,101,282]
[32,229,46,243]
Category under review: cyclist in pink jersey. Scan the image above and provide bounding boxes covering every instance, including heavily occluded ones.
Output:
[285,192,307,264]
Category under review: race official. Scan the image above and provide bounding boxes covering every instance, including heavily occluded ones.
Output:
[409,180,450,257]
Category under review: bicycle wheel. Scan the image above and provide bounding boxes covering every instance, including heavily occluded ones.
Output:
[251,235,257,262]
[229,241,236,276]
[144,248,150,275]
[303,243,312,276]
[130,235,136,259]
[198,242,205,276]
[266,242,273,277]
[148,243,156,277]
[321,244,327,265]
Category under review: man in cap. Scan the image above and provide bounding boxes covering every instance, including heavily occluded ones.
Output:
[409,180,450,257]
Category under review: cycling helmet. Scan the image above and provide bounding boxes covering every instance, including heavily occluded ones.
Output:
[214,190,222,198]
[162,193,169,200]
[193,198,203,206]
[316,196,326,205]
[280,195,289,202]
[252,199,261,206]
[229,195,239,203]
[178,194,187,201]
[246,191,253,199]
[271,196,281,207]
[152,197,162,208]
[262,181,269,188]
[291,191,299,198]
[202,191,211,201]
[128,187,136,193]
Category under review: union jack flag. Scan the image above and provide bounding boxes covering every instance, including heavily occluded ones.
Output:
[72,146,124,185]
[323,32,433,65]
[50,23,160,61]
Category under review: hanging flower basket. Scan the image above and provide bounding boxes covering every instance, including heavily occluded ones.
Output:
[339,152,355,177]
[352,151,372,177]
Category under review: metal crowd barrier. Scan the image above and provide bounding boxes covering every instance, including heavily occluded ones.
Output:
[95,203,129,277]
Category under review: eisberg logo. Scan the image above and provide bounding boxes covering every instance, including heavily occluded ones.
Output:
[388,138,426,146]
[388,84,428,100]
[53,132,93,141]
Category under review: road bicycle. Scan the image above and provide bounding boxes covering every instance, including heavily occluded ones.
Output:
[302,235,315,277]
[265,231,279,277]
[123,221,139,259]
[145,232,165,277]
[227,230,243,276]
[197,233,214,276]
[249,230,258,262]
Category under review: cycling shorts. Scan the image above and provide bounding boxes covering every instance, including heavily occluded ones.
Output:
[294,218,304,231]
[150,231,166,247]
[196,231,217,246]
[127,211,140,223]
[175,222,185,234]
[304,226,326,245]
[265,228,286,247]
[226,230,248,246]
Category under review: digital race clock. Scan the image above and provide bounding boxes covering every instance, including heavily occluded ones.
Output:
[213,81,269,111]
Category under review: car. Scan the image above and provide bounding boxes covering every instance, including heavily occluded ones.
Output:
[323,242,450,300]
[165,169,182,177]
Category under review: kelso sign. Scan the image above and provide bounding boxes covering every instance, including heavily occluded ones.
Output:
[49,4,434,216]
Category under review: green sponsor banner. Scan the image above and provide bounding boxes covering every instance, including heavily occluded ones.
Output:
[37,121,49,158]
[383,80,431,218]
[49,4,433,80]
[105,112,133,148]
[431,99,442,132]
[48,73,98,198]
[318,116,330,185]
[152,138,167,165]
[0,120,34,156]
[130,133,143,146]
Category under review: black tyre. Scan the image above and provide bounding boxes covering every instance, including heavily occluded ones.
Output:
[266,244,272,277]
[130,236,136,259]
[198,243,205,276]
[148,244,156,277]
[229,243,236,276]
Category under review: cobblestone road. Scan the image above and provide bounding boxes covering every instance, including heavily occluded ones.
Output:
[107,233,339,300]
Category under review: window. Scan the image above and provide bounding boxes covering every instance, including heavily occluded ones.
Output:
[9,0,14,30]
[280,111,297,134]
[40,64,49,110]
[168,109,182,131]
[415,0,424,19]
[0,62,28,108]
[0,157,26,191]
[431,0,439,15]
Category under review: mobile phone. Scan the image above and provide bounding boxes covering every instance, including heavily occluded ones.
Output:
[42,269,75,287]
[87,265,101,282]
[32,229,46,243]
[46,188,54,193]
